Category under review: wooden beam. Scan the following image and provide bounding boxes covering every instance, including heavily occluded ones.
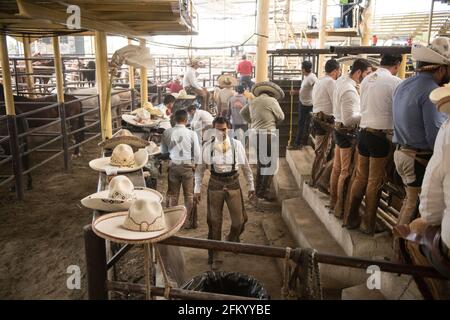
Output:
[22,34,35,98]
[52,37,64,104]
[128,38,135,90]
[95,31,112,139]
[317,0,328,76]
[78,4,176,12]
[139,39,148,107]
[0,33,15,115]
[96,12,178,21]
[255,0,269,82]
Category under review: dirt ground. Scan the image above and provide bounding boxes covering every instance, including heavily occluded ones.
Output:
[0,137,284,299]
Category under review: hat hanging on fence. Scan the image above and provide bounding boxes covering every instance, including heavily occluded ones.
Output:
[429,85,450,115]
[110,44,155,69]
[171,89,196,100]
[218,74,238,88]
[146,141,161,156]
[81,175,163,212]
[89,143,148,174]
[122,108,160,128]
[92,198,186,244]
[98,129,150,150]
[412,37,450,70]
[131,102,163,117]
[252,81,285,100]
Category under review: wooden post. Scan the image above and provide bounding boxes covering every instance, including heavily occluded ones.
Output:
[139,39,148,106]
[95,31,112,139]
[255,0,270,82]
[427,0,435,44]
[52,36,70,170]
[127,38,135,89]
[398,54,407,80]
[0,34,15,116]
[22,35,34,97]
[360,0,374,46]
[317,0,328,76]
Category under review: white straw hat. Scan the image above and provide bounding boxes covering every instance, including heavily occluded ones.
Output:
[429,86,450,115]
[98,129,150,150]
[252,81,285,100]
[89,144,148,173]
[171,89,196,100]
[218,74,238,88]
[145,141,161,156]
[111,44,155,69]
[412,37,450,67]
[81,175,163,212]
[92,199,186,244]
[122,108,160,127]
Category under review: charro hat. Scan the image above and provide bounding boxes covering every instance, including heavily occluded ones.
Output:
[89,143,148,173]
[412,37,450,70]
[98,129,150,150]
[218,74,238,88]
[122,108,160,128]
[92,198,186,244]
[251,81,285,100]
[429,86,450,114]
[81,175,163,212]
[171,89,196,100]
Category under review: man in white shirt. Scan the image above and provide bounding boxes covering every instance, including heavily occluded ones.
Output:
[289,61,318,149]
[161,109,201,229]
[330,58,372,219]
[194,117,255,270]
[309,59,341,188]
[345,54,403,233]
[183,58,210,109]
[216,74,237,117]
[187,104,214,143]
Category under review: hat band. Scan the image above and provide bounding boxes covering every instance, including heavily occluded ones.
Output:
[110,155,136,167]
[125,213,166,232]
[108,190,136,202]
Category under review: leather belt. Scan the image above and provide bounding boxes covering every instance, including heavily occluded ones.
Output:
[334,121,357,131]
[363,127,392,135]
[396,145,433,153]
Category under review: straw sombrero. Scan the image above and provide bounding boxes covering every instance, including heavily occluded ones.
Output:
[81,175,163,212]
[189,58,205,68]
[252,81,285,100]
[98,129,150,150]
[92,198,186,244]
[89,144,148,174]
[218,74,238,88]
[171,89,196,100]
[122,108,160,128]
[146,141,161,156]
[130,102,163,117]
[412,37,450,70]
[430,86,450,114]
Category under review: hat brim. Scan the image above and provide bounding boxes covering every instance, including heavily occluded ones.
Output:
[122,114,160,128]
[252,82,285,100]
[92,206,186,244]
[218,75,238,88]
[89,149,148,173]
[98,136,150,149]
[429,86,450,113]
[412,44,450,65]
[146,144,161,156]
[81,187,164,212]
[171,92,196,100]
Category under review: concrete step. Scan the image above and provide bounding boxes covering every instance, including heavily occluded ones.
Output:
[281,197,367,289]
[302,183,394,259]
[341,283,386,300]
[286,147,315,192]
[273,158,301,203]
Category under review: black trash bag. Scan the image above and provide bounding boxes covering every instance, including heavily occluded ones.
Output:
[181,271,270,300]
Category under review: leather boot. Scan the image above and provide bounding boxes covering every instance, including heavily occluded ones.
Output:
[360,156,388,235]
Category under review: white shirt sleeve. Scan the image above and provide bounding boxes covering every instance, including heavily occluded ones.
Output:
[185,68,201,90]
[235,141,255,191]
[194,145,208,193]
[341,89,361,126]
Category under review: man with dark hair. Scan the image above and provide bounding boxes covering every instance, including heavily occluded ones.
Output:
[344,54,403,233]
[194,116,255,270]
[392,37,449,228]
[330,58,372,219]
[309,59,341,189]
[236,54,254,90]
[187,104,214,142]
[228,85,248,145]
[156,94,176,118]
[289,60,318,149]
[161,109,201,229]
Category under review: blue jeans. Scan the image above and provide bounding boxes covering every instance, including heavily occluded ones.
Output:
[240,75,254,91]
[295,102,313,146]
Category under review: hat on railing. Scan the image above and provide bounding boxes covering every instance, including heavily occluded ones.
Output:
[122,108,160,128]
[171,89,196,100]
[252,81,285,100]
[429,85,450,115]
[89,144,148,173]
[92,198,186,244]
[98,129,150,150]
[81,175,163,212]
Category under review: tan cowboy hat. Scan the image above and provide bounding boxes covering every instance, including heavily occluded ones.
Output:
[81,175,163,212]
[252,81,285,100]
[111,44,155,69]
[189,58,205,68]
[89,144,148,174]
[145,141,161,156]
[171,89,196,100]
[218,74,238,88]
[122,108,160,128]
[92,198,186,244]
[98,129,150,150]
[429,86,450,115]
[412,37,450,68]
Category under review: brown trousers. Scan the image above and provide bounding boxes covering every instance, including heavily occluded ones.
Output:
[330,145,355,218]
[311,130,334,188]
[207,173,248,263]
[186,86,210,110]
[167,163,196,228]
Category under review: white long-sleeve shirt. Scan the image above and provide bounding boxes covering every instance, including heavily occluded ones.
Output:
[182,66,201,90]
[299,72,318,106]
[194,137,255,193]
[312,75,335,115]
[333,75,361,127]
[189,109,214,132]
[419,119,450,248]
[360,68,402,130]
[161,124,201,164]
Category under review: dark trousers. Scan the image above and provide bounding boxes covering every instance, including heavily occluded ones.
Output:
[295,102,313,146]
[240,75,254,91]
[256,132,275,198]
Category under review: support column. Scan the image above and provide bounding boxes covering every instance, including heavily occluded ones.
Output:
[95,31,112,140]
[360,0,374,46]
[0,34,15,115]
[255,0,270,82]
[398,54,408,80]
[22,35,35,97]
[427,0,435,44]
[127,39,135,89]
[317,0,328,76]
[139,39,148,106]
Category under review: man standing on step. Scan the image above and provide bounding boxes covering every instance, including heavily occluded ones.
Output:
[392,37,449,227]
[161,109,201,229]
[309,59,341,189]
[330,58,372,219]
[194,117,255,270]
[344,54,403,234]
[240,81,285,201]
